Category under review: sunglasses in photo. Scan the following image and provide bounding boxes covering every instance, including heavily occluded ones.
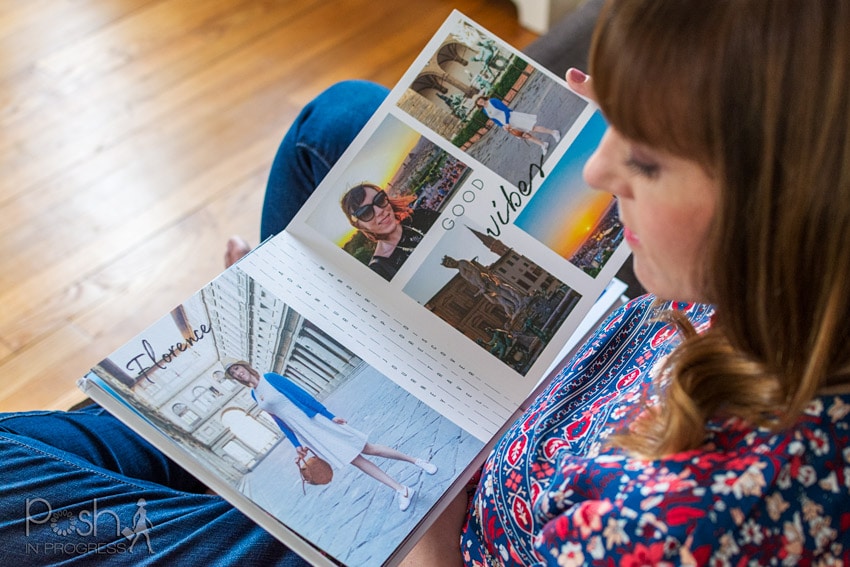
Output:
[350,190,391,222]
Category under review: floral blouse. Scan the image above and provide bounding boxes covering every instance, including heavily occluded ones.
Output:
[461,295,850,566]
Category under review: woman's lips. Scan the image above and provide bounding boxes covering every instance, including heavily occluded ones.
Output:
[624,226,639,246]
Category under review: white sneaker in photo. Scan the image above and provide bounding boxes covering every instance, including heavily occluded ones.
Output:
[397,486,414,511]
[552,130,561,142]
[415,458,438,475]
[541,142,550,155]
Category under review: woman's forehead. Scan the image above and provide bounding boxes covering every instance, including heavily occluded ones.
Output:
[359,186,378,199]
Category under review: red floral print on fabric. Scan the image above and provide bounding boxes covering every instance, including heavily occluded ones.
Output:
[460,296,850,565]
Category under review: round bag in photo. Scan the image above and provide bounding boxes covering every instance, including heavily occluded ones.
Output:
[296,448,333,493]
[505,125,532,139]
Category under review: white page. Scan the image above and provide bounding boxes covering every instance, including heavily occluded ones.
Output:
[239,11,630,440]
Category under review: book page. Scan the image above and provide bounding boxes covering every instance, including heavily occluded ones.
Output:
[244,11,629,439]
[82,269,485,566]
[78,12,630,566]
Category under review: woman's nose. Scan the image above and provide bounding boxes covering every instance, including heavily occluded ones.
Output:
[583,129,631,198]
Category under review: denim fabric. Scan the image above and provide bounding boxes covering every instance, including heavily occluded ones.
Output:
[0,80,389,565]
[0,406,306,565]
[260,80,389,240]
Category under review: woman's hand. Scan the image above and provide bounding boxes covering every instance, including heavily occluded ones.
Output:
[333,417,347,425]
[295,446,309,460]
[566,67,596,102]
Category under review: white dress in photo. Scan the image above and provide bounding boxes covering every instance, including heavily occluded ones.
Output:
[253,377,367,469]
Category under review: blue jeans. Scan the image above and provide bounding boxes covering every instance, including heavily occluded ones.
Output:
[0,80,388,565]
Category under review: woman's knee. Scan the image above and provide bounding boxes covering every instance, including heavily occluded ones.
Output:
[294,80,389,150]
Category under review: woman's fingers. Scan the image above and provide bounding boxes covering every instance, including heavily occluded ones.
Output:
[566,67,596,102]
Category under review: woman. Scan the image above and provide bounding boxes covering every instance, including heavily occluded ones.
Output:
[3,2,849,564]
[439,2,850,564]
[225,361,437,511]
[474,95,561,156]
[339,182,439,281]
[231,2,850,562]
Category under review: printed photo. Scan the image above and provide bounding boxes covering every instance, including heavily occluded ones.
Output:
[403,223,582,376]
[515,111,624,277]
[397,20,587,183]
[306,114,471,281]
[92,269,483,567]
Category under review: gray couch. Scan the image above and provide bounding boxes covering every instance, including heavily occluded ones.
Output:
[524,0,603,76]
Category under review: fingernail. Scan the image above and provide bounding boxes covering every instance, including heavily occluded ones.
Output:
[567,68,588,83]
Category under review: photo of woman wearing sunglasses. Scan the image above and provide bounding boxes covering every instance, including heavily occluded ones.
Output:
[340,182,440,281]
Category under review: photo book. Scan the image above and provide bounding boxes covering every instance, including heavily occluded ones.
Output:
[78,11,630,566]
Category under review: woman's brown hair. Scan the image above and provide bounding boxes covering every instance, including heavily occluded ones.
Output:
[225,361,259,386]
[590,0,850,457]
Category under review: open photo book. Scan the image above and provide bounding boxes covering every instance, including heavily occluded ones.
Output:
[77,11,630,566]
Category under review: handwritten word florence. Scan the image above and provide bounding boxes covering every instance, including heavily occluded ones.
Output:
[125,324,212,381]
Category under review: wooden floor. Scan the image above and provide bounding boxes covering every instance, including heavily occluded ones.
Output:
[0,0,536,412]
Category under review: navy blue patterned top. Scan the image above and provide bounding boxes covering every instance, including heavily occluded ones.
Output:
[461,294,850,565]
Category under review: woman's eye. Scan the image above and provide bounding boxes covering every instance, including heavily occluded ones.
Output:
[625,156,660,178]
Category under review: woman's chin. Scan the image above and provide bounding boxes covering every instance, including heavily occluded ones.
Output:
[635,270,707,304]
[632,262,677,301]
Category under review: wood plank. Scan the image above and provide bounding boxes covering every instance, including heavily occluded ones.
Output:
[0,0,323,196]
[74,168,266,344]
[0,324,96,411]
[0,0,537,412]
[0,1,154,54]
[0,0,396,269]
[0,125,289,350]
[0,171,264,411]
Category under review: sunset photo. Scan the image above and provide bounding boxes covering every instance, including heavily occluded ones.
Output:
[514,111,623,277]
